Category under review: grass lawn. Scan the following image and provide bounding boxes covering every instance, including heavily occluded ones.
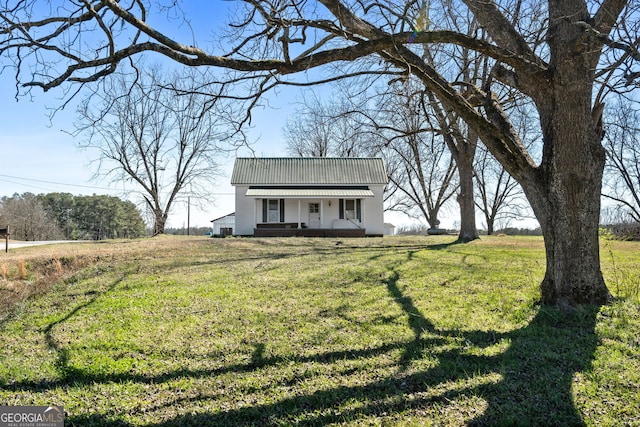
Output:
[0,235,639,426]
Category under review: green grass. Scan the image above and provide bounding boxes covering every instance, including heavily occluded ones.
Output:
[0,235,639,426]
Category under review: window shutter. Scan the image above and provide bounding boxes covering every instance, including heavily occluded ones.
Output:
[262,199,267,223]
[339,199,344,219]
[279,199,285,222]
[356,199,362,221]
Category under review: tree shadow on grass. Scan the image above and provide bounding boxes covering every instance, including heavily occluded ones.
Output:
[88,271,595,426]
[19,246,599,426]
[113,306,597,427]
[466,305,599,426]
[43,272,133,382]
[382,266,600,426]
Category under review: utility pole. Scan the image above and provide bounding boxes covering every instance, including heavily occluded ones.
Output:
[187,195,191,236]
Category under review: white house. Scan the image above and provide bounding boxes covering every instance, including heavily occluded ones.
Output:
[231,157,388,237]
[210,212,235,237]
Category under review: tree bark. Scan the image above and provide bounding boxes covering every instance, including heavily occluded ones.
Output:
[457,143,479,242]
[520,2,612,305]
[152,210,167,236]
[526,103,611,305]
[526,125,610,305]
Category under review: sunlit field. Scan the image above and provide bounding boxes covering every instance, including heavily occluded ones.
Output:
[1,235,638,426]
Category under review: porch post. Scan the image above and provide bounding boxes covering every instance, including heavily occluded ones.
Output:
[254,199,258,225]
[297,200,301,229]
[320,200,324,229]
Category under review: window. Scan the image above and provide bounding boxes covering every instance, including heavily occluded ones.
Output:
[345,200,356,220]
[339,199,362,221]
[268,199,279,222]
[262,199,285,222]
[309,203,319,213]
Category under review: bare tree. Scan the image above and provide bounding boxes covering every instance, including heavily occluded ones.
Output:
[474,102,539,234]
[1,1,637,305]
[412,6,491,242]
[370,80,458,230]
[383,134,458,231]
[426,89,481,241]
[602,97,640,223]
[284,95,366,157]
[474,145,530,234]
[0,193,63,241]
[75,66,230,235]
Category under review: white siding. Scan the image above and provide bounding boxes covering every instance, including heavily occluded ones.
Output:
[231,158,388,236]
[234,184,386,235]
[234,186,255,235]
[211,214,235,235]
[362,184,385,235]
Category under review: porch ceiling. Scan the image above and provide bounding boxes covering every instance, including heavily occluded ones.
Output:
[245,188,374,198]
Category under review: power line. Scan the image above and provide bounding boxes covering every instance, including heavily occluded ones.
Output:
[0,173,114,191]
[0,177,56,193]
[0,173,234,196]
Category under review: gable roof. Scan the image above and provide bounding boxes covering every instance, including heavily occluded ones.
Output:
[210,212,235,223]
[231,157,387,185]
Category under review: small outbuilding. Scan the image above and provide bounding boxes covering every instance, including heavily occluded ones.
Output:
[384,223,396,236]
[210,212,235,237]
[231,157,388,237]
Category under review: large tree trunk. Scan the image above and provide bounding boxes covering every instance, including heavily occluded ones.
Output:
[523,7,611,305]
[152,210,167,236]
[528,108,611,305]
[457,133,479,242]
[527,127,610,305]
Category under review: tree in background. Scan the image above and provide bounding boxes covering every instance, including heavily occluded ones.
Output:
[0,193,63,241]
[74,66,232,235]
[71,195,146,240]
[474,145,528,234]
[1,1,637,305]
[38,193,81,239]
[285,96,367,158]
[473,102,540,234]
[39,193,146,240]
[369,81,459,231]
[602,97,640,224]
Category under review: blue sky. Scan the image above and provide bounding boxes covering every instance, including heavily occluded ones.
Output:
[0,72,297,228]
[0,1,424,231]
[0,1,297,229]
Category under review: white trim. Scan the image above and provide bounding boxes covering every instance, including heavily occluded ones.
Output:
[245,188,374,198]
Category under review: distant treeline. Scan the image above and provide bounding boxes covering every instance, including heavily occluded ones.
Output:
[164,226,213,236]
[601,223,640,241]
[396,224,543,236]
[0,192,146,241]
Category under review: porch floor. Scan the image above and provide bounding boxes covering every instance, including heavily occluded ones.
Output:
[253,228,367,237]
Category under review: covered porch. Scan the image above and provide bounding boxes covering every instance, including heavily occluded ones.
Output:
[254,226,366,237]
[246,187,374,237]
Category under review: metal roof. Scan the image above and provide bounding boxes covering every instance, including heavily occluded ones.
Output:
[210,212,235,223]
[231,158,388,185]
[245,188,375,198]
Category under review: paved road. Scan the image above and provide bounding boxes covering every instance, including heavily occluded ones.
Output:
[5,240,84,250]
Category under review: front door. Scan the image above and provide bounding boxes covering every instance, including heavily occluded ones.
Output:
[308,203,321,228]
